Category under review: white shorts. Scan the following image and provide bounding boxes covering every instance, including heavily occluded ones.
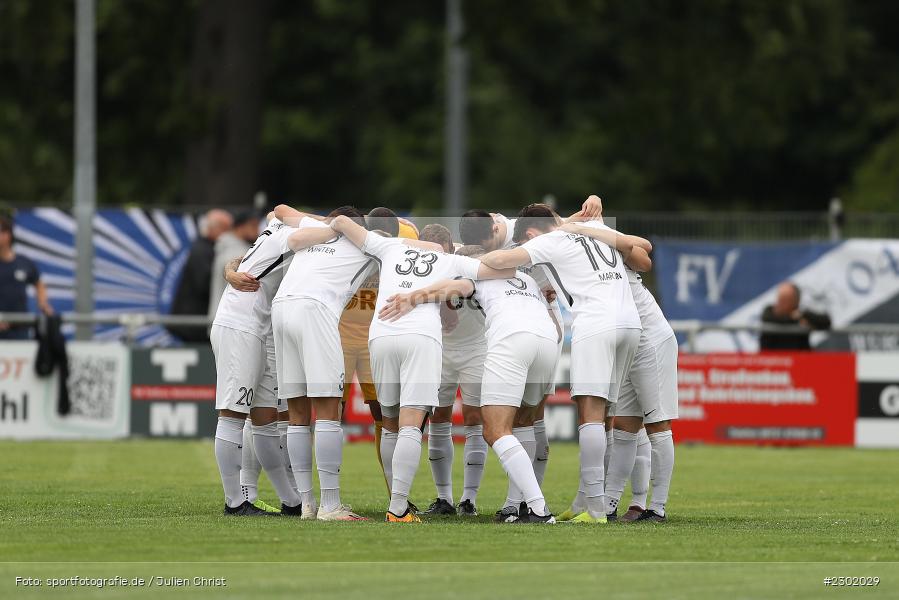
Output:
[272,298,345,399]
[481,333,558,408]
[438,345,487,408]
[617,335,678,423]
[257,335,284,411]
[543,336,563,397]
[211,325,277,412]
[570,328,640,401]
[369,334,442,409]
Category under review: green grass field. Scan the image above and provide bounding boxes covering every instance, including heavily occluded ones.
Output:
[1,440,897,599]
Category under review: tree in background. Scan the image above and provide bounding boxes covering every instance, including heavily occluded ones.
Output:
[0,0,897,212]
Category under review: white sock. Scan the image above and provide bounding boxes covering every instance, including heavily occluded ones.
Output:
[493,435,547,515]
[427,422,454,503]
[460,425,487,505]
[278,420,298,492]
[604,427,614,475]
[287,425,315,507]
[605,429,638,514]
[648,430,675,516]
[505,426,536,506]
[571,485,586,514]
[630,429,651,509]
[315,420,344,511]
[214,417,245,508]
[253,423,301,507]
[533,419,550,486]
[239,419,261,504]
[380,429,399,487]
[578,422,607,519]
[389,426,423,516]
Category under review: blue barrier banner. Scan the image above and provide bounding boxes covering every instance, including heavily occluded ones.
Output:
[12,208,199,345]
[653,239,899,352]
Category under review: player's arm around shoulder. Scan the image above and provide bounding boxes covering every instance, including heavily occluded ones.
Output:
[329,215,369,249]
[378,278,475,322]
[626,246,652,272]
[223,256,259,292]
[287,226,339,252]
[479,247,531,271]
[273,204,326,226]
[558,222,637,260]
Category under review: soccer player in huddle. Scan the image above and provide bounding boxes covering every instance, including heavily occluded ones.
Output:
[329,216,513,522]
[380,245,563,523]
[271,206,381,521]
[339,208,419,494]
[479,203,645,524]
[211,208,330,516]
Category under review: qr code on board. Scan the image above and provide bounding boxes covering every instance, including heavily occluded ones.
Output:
[67,355,119,421]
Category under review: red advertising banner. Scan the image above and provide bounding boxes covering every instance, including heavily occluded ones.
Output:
[675,353,857,446]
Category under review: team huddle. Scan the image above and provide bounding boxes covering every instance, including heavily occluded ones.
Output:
[209,195,678,524]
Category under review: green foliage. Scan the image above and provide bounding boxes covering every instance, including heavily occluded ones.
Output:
[1,0,898,211]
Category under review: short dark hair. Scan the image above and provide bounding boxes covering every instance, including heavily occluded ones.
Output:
[512,204,557,243]
[459,209,493,246]
[328,205,367,227]
[366,207,399,237]
[420,223,454,253]
[0,216,13,245]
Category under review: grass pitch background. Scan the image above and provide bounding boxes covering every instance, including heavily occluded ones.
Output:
[1,440,896,598]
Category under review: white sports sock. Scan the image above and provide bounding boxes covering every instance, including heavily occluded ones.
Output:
[605,429,638,514]
[427,422,454,503]
[315,420,344,511]
[287,425,314,506]
[214,417,245,508]
[278,420,298,492]
[460,425,487,504]
[389,426,423,516]
[505,426,536,506]
[604,427,614,475]
[533,419,550,486]
[253,423,301,507]
[648,430,675,516]
[493,435,547,515]
[578,422,607,519]
[380,429,399,487]
[630,429,651,509]
[239,419,261,504]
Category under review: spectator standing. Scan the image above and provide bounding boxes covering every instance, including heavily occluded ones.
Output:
[759,282,831,350]
[167,209,232,342]
[208,211,261,319]
[0,216,53,339]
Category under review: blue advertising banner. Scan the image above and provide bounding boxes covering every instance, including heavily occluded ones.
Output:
[12,208,199,345]
[653,239,899,352]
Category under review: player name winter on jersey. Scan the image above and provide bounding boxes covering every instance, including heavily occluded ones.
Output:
[274,217,376,320]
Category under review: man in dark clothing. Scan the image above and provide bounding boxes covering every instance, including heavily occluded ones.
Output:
[759,282,831,350]
[0,216,53,339]
[167,209,233,342]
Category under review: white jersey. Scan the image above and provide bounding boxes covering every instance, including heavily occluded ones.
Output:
[521,220,641,342]
[471,270,557,346]
[362,231,482,344]
[442,302,486,349]
[627,267,675,348]
[212,217,296,340]
[273,217,375,320]
[496,214,516,249]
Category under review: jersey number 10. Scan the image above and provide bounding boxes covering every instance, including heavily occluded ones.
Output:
[575,236,617,270]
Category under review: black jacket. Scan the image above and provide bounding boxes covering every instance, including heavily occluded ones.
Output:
[759,306,832,351]
[35,313,70,415]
